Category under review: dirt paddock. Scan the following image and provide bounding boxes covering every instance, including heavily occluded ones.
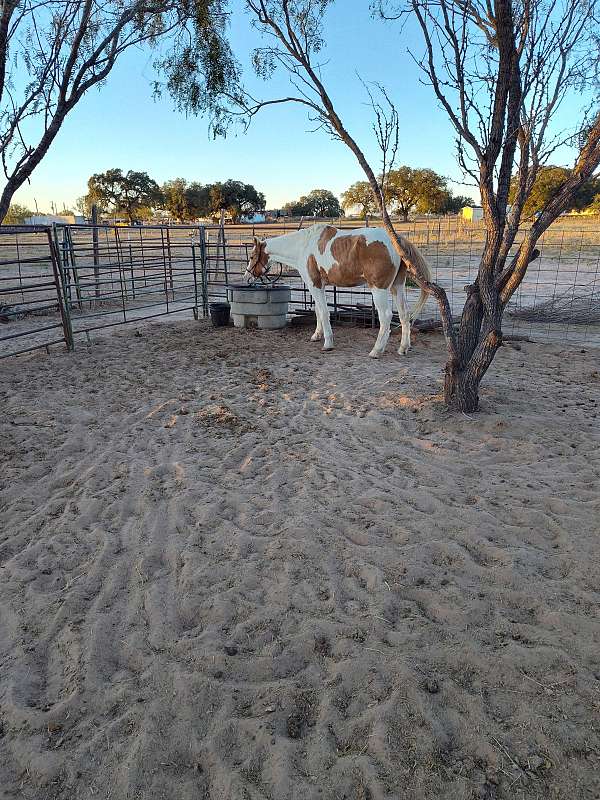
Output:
[1,320,599,800]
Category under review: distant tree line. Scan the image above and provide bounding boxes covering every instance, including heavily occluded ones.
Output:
[281,189,343,218]
[77,170,266,224]
[2,203,74,224]
[342,168,474,220]
[341,166,600,220]
[2,204,35,224]
[280,178,471,220]
[5,164,599,228]
[509,167,600,218]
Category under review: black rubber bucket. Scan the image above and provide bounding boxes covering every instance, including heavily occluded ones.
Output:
[209,302,231,327]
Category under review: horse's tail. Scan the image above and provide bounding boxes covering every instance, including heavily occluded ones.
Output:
[409,278,430,322]
[396,232,432,322]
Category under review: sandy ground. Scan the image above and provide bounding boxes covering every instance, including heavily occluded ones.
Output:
[1,320,599,800]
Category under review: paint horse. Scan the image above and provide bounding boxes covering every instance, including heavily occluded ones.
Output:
[245,224,432,358]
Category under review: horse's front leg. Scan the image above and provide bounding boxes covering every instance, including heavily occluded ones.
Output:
[369,288,393,358]
[309,286,334,351]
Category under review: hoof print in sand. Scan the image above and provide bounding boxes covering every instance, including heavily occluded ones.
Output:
[286,693,316,740]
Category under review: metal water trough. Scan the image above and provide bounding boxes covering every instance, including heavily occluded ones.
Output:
[226,283,291,329]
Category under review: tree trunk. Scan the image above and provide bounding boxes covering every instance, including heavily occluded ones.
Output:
[444,366,481,412]
[0,179,18,222]
[444,319,503,412]
[0,106,68,224]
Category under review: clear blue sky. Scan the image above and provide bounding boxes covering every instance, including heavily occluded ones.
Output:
[11,2,578,212]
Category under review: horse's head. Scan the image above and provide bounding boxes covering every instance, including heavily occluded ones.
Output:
[245,237,269,282]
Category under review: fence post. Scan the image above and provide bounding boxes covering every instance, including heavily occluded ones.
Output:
[91,204,100,300]
[52,225,70,309]
[65,226,83,309]
[191,232,199,320]
[129,241,136,299]
[166,226,174,297]
[219,224,229,285]
[199,226,209,316]
[48,227,74,351]
[114,226,128,320]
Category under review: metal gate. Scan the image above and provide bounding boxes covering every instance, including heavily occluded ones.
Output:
[56,224,208,338]
[1,224,209,358]
[0,226,73,358]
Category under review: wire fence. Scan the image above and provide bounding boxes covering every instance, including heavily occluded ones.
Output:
[1,219,599,359]
[206,220,600,343]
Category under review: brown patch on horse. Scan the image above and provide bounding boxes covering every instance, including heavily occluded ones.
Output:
[328,235,397,289]
[318,226,337,255]
[328,235,364,286]
[257,242,269,270]
[393,260,408,286]
[250,241,269,276]
[307,254,322,288]
[363,240,398,288]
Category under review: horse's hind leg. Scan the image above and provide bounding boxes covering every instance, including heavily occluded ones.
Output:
[310,305,323,342]
[391,280,411,355]
[369,288,393,358]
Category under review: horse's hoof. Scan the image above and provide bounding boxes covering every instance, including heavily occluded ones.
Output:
[369,350,380,359]
[322,344,334,352]
[310,333,322,342]
[398,348,408,356]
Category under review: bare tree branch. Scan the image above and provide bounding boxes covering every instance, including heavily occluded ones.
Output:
[0,0,238,220]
